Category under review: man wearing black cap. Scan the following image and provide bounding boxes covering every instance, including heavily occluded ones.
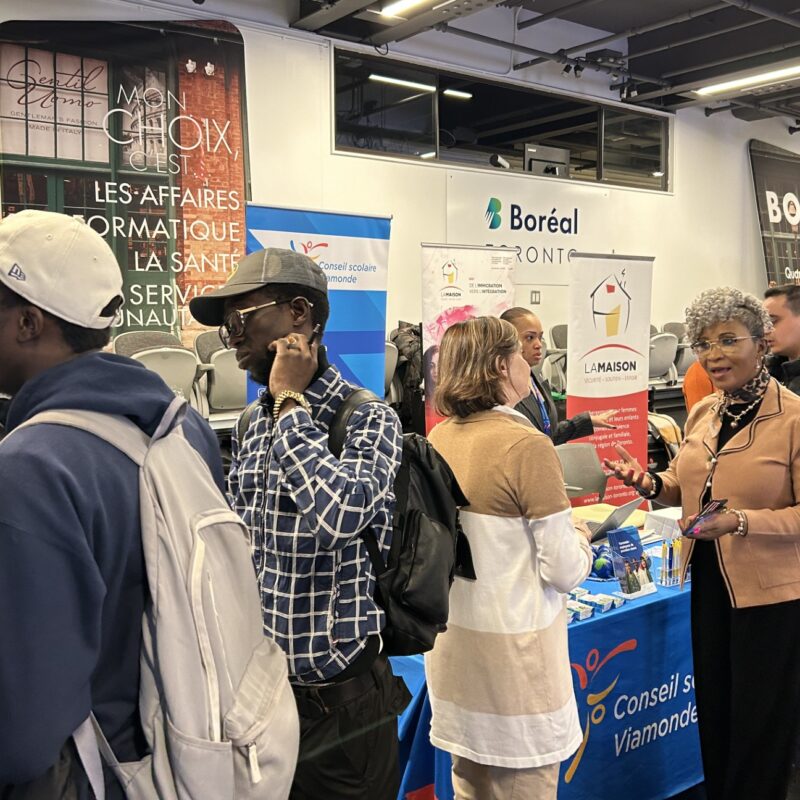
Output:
[190,248,409,800]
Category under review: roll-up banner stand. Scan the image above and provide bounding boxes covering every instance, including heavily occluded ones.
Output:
[567,253,654,506]
[245,204,391,401]
[420,242,517,432]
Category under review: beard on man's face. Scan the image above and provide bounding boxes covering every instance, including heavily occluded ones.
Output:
[247,348,276,387]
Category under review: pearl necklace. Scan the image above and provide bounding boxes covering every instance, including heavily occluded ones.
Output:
[720,396,762,428]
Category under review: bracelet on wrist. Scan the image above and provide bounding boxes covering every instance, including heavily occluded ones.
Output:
[636,472,660,499]
[273,390,311,424]
[728,508,748,537]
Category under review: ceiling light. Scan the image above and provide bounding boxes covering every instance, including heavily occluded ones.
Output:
[652,171,664,177]
[369,73,437,92]
[419,151,436,159]
[695,64,800,96]
[381,0,428,16]
[562,64,572,76]
[443,88,472,99]
[574,64,584,79]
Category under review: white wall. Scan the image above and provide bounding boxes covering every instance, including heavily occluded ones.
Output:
[4,0,800,331]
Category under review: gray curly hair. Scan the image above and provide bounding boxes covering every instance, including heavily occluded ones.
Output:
[685,287,771,344]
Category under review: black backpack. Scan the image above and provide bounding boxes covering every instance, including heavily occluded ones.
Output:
[330,389,474,655]
[237,389,474,656]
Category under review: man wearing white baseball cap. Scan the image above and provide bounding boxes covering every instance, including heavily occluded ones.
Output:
[0,211,223,797]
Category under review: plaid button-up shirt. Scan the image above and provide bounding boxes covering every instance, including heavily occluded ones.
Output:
[229,362,402,684]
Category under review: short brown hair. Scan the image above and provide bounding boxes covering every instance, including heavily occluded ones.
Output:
[434,317,520,418]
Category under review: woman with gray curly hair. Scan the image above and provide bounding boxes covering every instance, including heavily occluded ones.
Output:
[606,286,800,800]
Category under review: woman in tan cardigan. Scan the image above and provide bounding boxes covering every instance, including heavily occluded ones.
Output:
[427,316,592,800]
[606,287,800,800]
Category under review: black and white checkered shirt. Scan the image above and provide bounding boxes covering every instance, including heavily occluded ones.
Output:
[229,363,402,684]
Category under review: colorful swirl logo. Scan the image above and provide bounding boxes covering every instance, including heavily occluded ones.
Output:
[564,638,638,783]
[290,239,329,261]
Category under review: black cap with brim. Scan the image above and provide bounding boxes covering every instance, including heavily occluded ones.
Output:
[189,247,328,327]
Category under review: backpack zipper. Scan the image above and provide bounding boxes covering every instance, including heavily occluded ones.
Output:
[247,741,262,784]
[189,536,222,741]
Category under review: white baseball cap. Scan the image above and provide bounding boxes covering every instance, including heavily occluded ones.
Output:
[0,210,123,329]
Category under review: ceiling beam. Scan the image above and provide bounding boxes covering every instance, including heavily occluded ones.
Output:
[292,0,375,32]
[517,0,605,31]
[704,98,798,120]
[630,11,784,60]
[631,38,800,103]
[719,0,800,29]
[478,106,597,138]
[436,24,670,86]
[514,2,727,71]
[660,35,800,79]
[367,0,507,45]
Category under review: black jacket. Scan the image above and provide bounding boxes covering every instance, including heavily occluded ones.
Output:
[767,354,800,396]
[514,369,594,445]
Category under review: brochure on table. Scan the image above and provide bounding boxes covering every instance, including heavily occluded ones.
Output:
[607,526,657,599]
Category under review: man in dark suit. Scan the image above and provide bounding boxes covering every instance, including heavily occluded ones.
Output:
[500,307,617,444]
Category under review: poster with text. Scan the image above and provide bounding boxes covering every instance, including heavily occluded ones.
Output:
[421,243,517,431]
[246,204,391,400]
[749,139,800,286]
[567,254,654,506]
[0,20,248,346]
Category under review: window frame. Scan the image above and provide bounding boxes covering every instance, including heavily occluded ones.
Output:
[331,47,671,193]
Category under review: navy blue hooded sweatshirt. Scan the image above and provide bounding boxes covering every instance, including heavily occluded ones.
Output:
[0,352,224,795]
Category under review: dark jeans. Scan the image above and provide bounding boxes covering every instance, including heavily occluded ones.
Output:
[691,540,800,800]
[289,655,411,800]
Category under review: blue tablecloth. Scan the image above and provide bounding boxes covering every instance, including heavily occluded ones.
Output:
[392,572,703,800]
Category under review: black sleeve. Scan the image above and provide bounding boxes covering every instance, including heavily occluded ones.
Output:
[552,411,595,445]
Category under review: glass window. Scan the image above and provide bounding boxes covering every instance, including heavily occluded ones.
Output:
[125,181,169,273]
[333,50,669,191]
[62,174,107,235]
[0,44,110,163]
[1,169,48,217]
[334,52,436,158]
[602,109,666,189]
[437,76,600,180]
[116,65,168,172]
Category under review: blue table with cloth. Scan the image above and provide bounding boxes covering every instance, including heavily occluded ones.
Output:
[392,566,703,800]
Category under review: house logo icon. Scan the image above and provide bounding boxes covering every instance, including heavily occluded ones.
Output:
[591,272,632,336]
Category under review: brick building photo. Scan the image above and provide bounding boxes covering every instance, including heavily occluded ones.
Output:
[0,19,249,346]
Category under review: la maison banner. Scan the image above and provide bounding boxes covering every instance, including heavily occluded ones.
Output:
[567,253,654,506]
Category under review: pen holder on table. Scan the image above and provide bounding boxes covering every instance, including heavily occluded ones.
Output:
[658,536,682,587]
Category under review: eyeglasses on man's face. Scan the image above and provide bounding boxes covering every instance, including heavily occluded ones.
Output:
[218,299,287,348]
[218,297,314,348]
[690,336,756,356]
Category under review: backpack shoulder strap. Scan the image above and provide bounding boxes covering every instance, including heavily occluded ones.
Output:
[327,388,382,459]
[8,409,149,465]
[328,387,387,575]
[236,398,262,442]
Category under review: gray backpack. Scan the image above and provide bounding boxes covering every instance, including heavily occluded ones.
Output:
[15,399,299,799]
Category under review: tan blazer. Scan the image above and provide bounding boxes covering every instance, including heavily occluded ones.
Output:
[657,379,800,608]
